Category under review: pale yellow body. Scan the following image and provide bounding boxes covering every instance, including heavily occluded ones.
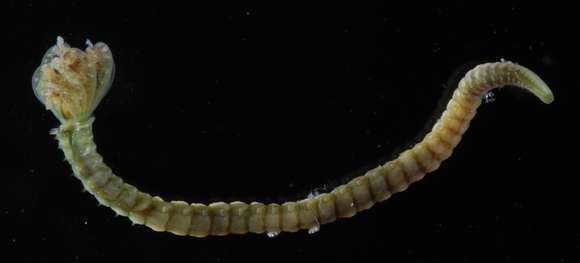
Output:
[33,37,554,237]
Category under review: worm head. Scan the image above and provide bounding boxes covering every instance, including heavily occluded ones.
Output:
[32,36,114,123]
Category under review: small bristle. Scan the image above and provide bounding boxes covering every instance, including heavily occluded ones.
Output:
[57,36,65,51]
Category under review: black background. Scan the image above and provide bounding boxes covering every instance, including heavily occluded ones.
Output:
[4,1,577,262]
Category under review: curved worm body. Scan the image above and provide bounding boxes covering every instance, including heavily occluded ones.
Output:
[33,37,554,237]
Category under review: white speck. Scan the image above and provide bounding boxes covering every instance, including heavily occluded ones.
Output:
[432,42,441,53]
[267,231,280,238]
[350,202,354,207]
[50,57,62,70]
[484,91,495,103]
[308,225,320,234]
[85,39,94,48]
[245,11,251,16]
[307,189,320,199]
[84,221,88,225]
[57,36,65,49]
[11,238,16,243]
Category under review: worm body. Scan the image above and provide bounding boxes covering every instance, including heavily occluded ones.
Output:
[33,37,553,237]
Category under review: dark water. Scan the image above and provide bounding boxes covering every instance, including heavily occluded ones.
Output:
[5,1,576,262]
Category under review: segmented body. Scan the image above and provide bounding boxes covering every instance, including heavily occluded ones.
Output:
[34,37,553,237]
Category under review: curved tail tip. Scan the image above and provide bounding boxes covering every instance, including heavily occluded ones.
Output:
[541,90,554,104]
[514,63,554,104]
[531,81,554,105]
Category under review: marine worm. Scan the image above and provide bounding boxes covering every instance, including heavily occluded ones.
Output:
[32,37,554,237]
